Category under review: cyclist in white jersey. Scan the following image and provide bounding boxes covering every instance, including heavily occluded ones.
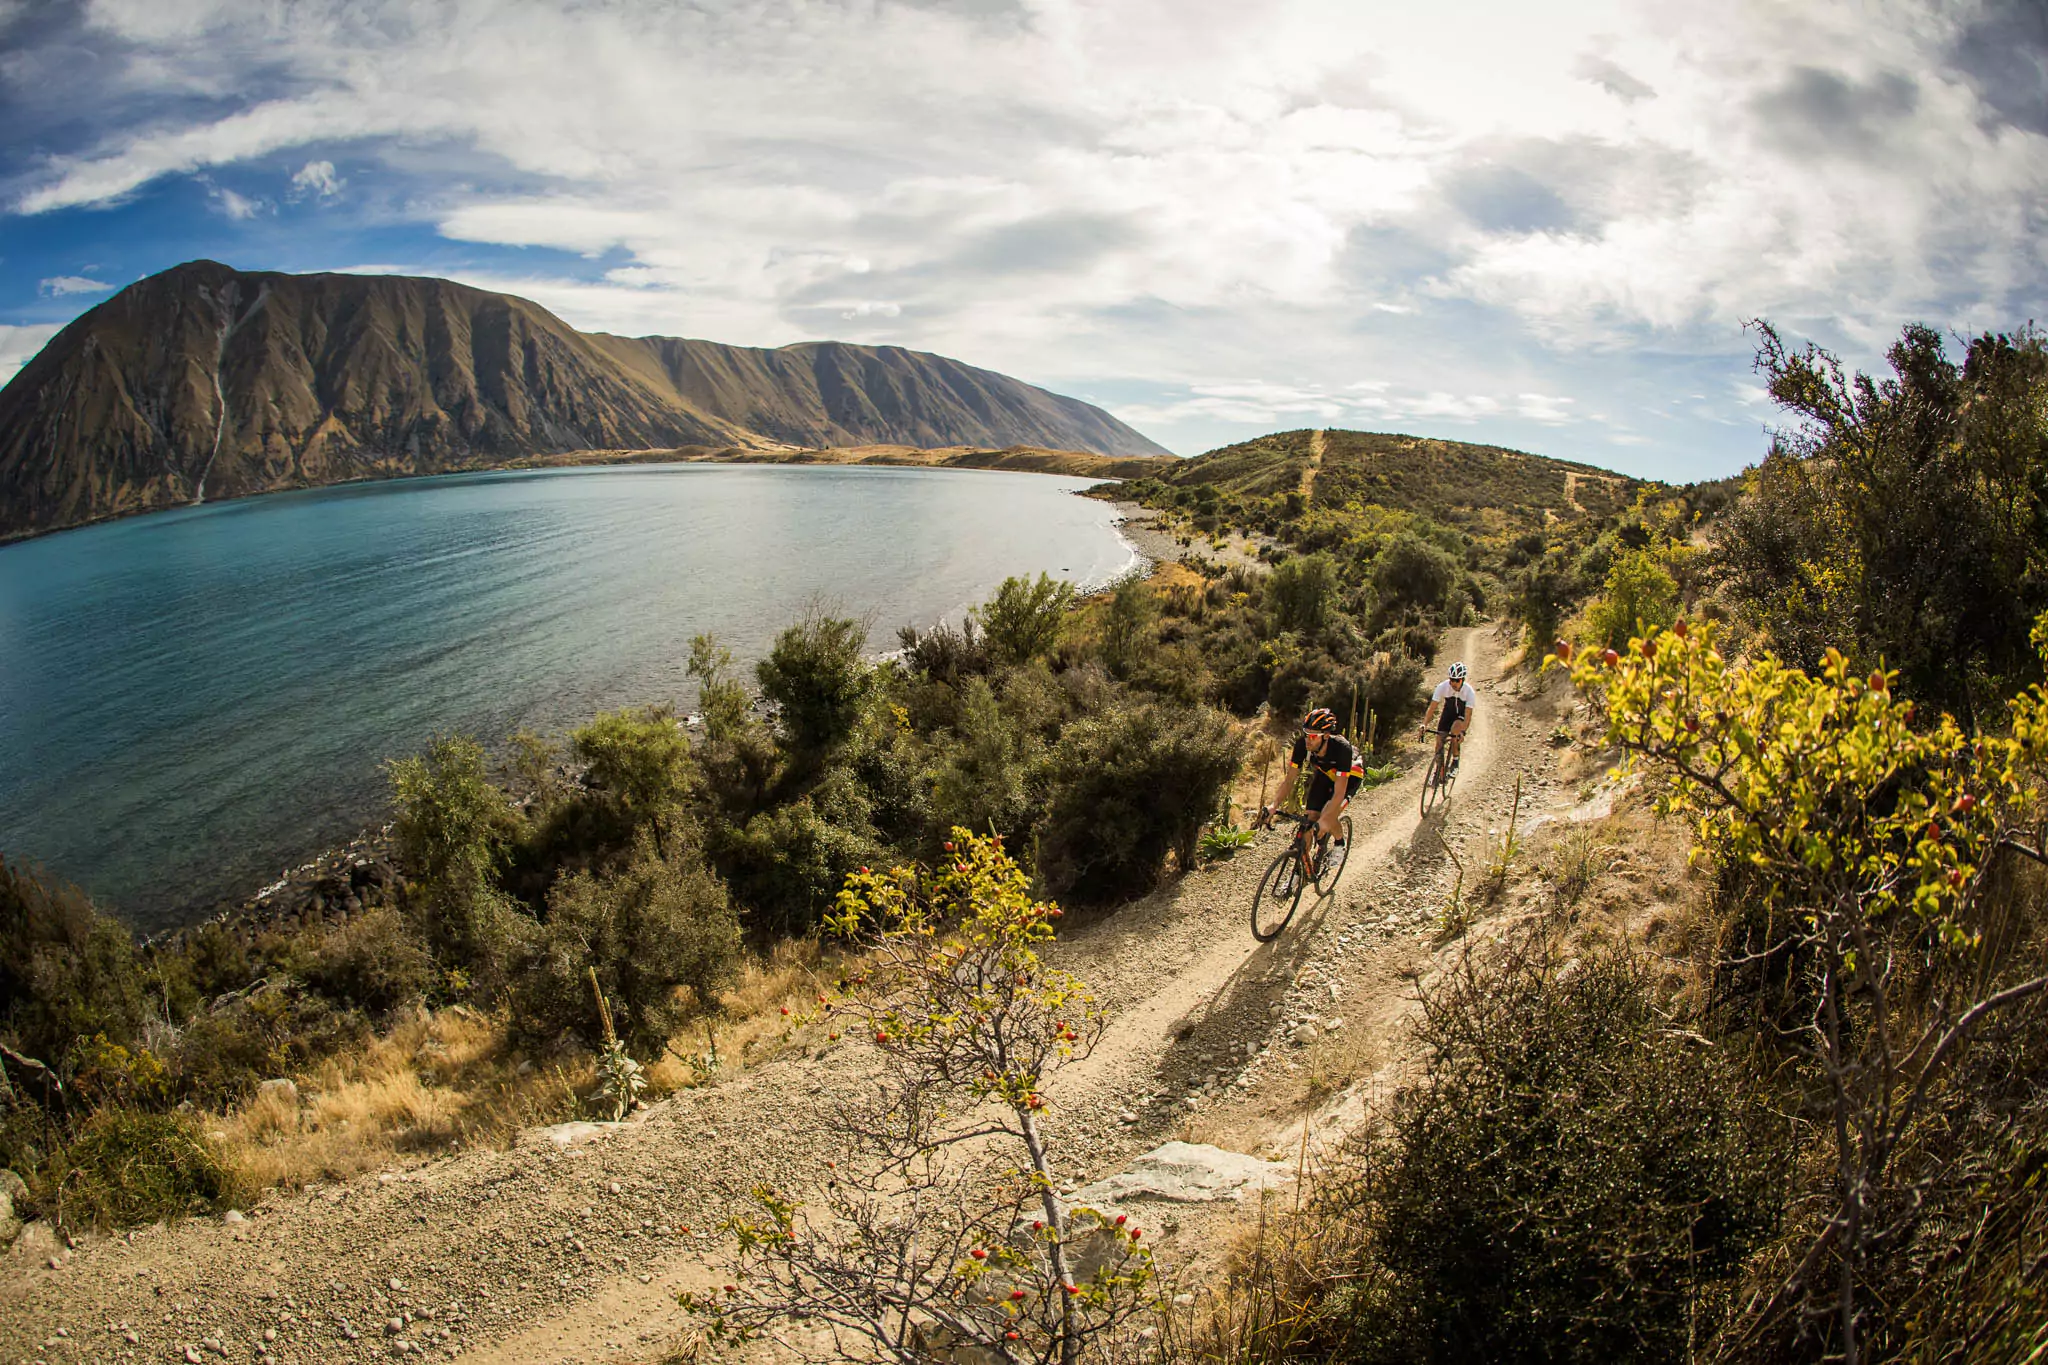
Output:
[1420,661,1476,776]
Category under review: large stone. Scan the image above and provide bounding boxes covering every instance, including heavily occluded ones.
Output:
[1067,1142,1294,1209]
[0,1188,18,1245]
[0,1169,26,1205]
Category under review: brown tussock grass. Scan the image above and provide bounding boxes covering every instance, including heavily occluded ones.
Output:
[222,937,863,1196]
[221,1007,588,1191]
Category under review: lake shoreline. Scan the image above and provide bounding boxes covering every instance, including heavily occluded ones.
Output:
[0,443,1172,548]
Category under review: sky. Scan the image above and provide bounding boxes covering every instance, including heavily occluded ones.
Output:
[1,0,2044,480]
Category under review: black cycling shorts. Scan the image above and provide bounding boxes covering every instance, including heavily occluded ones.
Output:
[1306,771,1362,811]
[1435,697,1469,734]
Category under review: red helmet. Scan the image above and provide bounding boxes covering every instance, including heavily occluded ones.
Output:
[1302,707,1339,734]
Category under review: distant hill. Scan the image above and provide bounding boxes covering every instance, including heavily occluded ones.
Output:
[0,261,1170,539]
[1152,428,1645,531]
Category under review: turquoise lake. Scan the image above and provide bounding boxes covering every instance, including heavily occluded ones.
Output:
[0,464,1138,930]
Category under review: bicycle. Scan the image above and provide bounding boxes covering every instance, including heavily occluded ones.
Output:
[1249,807,1352,941]
[1419,726,1459,816]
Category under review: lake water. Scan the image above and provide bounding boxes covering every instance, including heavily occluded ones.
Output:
[0,464,1138,930]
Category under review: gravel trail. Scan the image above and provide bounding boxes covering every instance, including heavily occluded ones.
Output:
[0,625,1562,1365]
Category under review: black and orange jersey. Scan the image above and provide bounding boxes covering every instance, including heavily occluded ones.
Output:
[1290,732,1365,806]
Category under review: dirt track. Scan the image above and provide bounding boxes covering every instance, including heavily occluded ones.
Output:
[0,624,1571,1365]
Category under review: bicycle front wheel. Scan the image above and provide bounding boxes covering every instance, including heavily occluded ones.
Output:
[1251,843,1305,941]
[1419,738,1445,816]
[1315,815,1353,894]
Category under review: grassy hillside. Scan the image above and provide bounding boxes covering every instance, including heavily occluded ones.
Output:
[1143,427,1643,529]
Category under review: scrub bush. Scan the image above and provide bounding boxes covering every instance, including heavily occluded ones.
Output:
[756,612,874,755]
[515,838,741,1058]
[1035,703,1245,904]
[1327,936,1782,1365]
[0,858,146,1062]
[45,1108,245,1230]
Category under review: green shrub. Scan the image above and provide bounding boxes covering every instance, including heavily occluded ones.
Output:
[972,573,1075,665]
[45,1108,244,1230]
[170,988,361,1107]
[896,619,990,683]
[289,907,434,1015]
[1100,576,1160,678]
[1267,552,1340,636]
[516,839,741,1058]
[1584,548,1678,651]
[0,858,145,1063]
[756,612,874,755]
[1327,936,1782,1365]
[929,677,1038,846]
[687,634,754,741]
[1035,704,1246,904]
[388,734,524,973]
[570,705,693,853]
[715,774,886,935]
[1374,533,1459,619]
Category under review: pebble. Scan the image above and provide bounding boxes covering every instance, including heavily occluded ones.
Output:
[222,1210,246,1224]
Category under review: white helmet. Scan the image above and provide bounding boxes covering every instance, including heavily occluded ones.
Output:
[1448,662,1468,681]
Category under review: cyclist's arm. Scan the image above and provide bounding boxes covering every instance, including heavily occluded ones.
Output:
[1420,698,1440,729]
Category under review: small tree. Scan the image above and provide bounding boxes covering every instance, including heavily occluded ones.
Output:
[1583,548,1678,651]
[1267,552,1340,636]
[1374,534,1457,619]
[1099,577,1159,679]
[1558,621,2048,1362]
[570,706,693,855]
[388,735,526,977]
[974,574,1076,666]
[757,612,875,755]
[687,633,755,742]
[685,832,1157,1363]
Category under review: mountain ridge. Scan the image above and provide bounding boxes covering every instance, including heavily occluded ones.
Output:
[0,260,1170,539]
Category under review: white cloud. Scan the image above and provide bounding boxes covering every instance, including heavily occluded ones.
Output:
[0,324,62,382]
[206,182,265,219]
[7,0,2044,477]
[38,275,112,297]
[290,158,342,198]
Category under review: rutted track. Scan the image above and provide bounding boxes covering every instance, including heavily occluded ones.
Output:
[0,627,1554,1364]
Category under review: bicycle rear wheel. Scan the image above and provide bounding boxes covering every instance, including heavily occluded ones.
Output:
[1315,815,1353,894]
[1251,842,1306,941]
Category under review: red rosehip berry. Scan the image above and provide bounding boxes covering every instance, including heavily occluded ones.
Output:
[970,1248,987,1260]
[1673,620,1688,638]
[1114,1214,1127,1225]
[1684,716,1699,733]
[1010,1289,1027,1301]
[1032,1220,1045,1231]
[944,841,956,852]
[876,1031,891,1044]
[1949,868,1967,887]
[1130,1229,1142,1240]
[1006,1331,1020,1340]
[1602,648,1621,668]
[1869,670,1886,693]
[1640,638,1657,659]
[780,1006,790,1016]
[1956,794,1976,814]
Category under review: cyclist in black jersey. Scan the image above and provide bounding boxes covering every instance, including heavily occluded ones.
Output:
[1260,708,1364,869]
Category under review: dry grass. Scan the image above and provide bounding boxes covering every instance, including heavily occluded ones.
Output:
[220,937,856,1195]
[1162,1182,1372,1364]
[220,1007,583,1190]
